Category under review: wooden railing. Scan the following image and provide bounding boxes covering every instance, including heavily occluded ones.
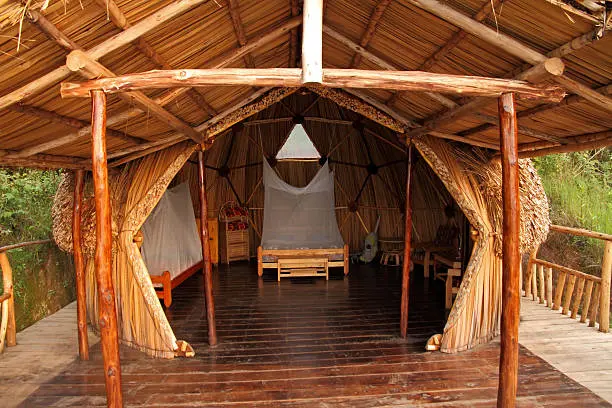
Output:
[0,239,53,352]
[525,225,612,333]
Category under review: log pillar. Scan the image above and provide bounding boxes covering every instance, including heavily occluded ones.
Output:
[72,169,89,360]
[90,90,123,408]
[197,149,218,346]
[497,93,521,408]
[400,142,413,338]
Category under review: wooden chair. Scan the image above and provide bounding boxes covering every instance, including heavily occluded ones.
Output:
[433,253,462,310]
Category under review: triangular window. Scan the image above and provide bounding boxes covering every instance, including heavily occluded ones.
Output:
[276,124,320,160]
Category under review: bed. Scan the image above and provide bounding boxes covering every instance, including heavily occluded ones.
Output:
[258,159,349,279]
[140,182,204,307]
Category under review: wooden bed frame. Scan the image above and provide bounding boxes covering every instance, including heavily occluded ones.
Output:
[150,261,203,307]
[257,245,349,277]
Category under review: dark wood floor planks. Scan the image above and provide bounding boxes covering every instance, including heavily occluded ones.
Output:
[19,263,611,407]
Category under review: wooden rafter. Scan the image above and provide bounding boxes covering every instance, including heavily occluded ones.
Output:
[60,68,565,102]
[8,104,146,146]
[10,18,300,159]
[405,0,612,112]
[226,0,256,68]
[92,0,216,118]
[324,25,457,109]
[350,0,392,68]
[66,50,204,144]
[108,87,292,166]
[289,0,300,67]
[405,58,566,139]
[0,0,209,111]
[386,0,502,107]
[0,149,89,170]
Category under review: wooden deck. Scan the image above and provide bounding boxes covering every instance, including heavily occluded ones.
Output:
[0,302,99,407]
[519,297,612,403]
[2,263,610,407]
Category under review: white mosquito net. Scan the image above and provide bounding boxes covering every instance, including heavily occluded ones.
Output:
[261,159,344,250]
[141,182,202,278]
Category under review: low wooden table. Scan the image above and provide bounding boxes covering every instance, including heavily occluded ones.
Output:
[277,257,329,281]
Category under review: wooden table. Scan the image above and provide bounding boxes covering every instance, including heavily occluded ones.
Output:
[277,257,329,281]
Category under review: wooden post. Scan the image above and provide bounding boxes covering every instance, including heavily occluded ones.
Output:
[599,241,611,333]
[0,252,16,346]
[301,0,323,83]
[400,142,413,338]
[497,93,521,408]
[72,169,89,360]
[90,90,123,407]
[546,267,553,308]
[197,149,218,346]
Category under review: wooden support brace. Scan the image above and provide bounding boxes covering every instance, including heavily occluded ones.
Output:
[302,0,323,83]
[73,169,89,360]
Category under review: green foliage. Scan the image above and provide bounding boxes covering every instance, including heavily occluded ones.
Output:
[534,149,611,275]
[0,169,61,243]
[0,169,75,331]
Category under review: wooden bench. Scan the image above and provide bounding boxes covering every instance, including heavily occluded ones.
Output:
[277,257,328,281]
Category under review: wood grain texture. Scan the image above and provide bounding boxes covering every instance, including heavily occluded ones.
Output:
[13,264,611,407]
[497,93,521,408]
[90,91,123,407]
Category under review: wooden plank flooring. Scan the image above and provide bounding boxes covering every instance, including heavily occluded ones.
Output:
[7,263,612,407]
[0,302,100,407]
[519,297,612,403]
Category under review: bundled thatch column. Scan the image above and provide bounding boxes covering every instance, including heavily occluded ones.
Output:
[497,93,521,408]
[90,90,123,407]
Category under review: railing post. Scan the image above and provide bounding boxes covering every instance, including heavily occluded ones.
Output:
[0,252,16,347]
[599,241,611,333]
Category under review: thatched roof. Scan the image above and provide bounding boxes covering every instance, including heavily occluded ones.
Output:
[0,0,610,170]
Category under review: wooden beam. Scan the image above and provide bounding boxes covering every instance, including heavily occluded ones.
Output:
[302,0,323,83]
[90,90,123,407]
[289,0,300,68]
[400,142,413,338]
[427,130,500,150]
[0,149,90,170]
[8,104,146,146]
[406,0,612,113]
[517,130,612,153]
[497,92,521,408]
[406,58,566,138]
[324,25,457,109]
[543,0,602,23]
[197,149,218,346]
[72,169,89,361]
[61,68,566,102]
[92,0,216,118]
[518,135,612,158]
[226,0,255,68]
[11,19,300,159]
[26,9,81,51]
[108,87,277,165]
[386,0,502,106]
[350,0,392,68]
[66,50,204,144]
[0,0,208,110]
